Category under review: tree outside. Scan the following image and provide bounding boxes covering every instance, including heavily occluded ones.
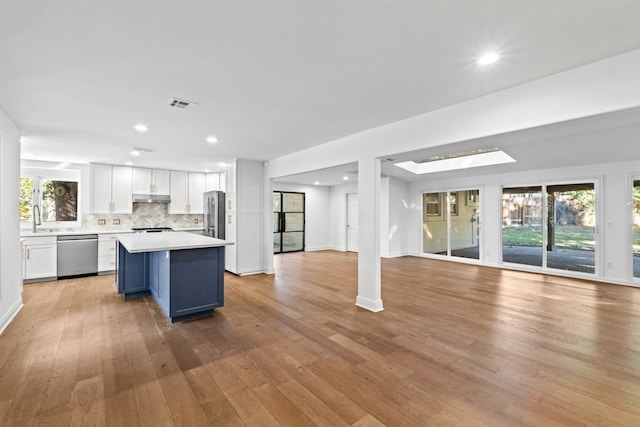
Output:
[19,177,33,222]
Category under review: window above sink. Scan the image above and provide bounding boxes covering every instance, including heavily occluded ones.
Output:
[20,165,81,230]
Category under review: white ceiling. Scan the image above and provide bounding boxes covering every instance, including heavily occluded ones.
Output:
[2,1,640,178]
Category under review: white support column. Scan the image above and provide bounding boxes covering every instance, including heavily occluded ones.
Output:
[355,156,383,312]
[263,163,275,274]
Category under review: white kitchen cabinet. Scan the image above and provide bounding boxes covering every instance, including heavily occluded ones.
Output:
[188,173,205,213]
[224,159,264,275]
[169,171,205,214]
[225,160,236,211]
[98,232,131,273]
[205,172,221,191]
[91,164,133,214]
[23,236,57,281]
[133,168,170,195]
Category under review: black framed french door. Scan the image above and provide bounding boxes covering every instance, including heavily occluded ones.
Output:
[273,191,305,254]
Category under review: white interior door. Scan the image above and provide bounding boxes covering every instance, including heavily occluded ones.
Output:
[347,193,359,252]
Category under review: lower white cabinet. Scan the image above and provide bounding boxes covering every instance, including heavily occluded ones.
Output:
[23,236,57,281]
[98,233,130,273]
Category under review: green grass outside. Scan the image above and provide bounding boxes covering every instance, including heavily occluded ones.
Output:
[502,225,596,251]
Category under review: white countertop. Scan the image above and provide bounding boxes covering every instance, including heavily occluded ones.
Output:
[116,231,233,253]
[21,227,204,237]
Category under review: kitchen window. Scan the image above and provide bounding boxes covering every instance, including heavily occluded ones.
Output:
[20,173,80,228]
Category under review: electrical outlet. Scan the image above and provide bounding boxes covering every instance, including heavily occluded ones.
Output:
[113,219,120,225]
[194,218,199,224]
[98,219,106,225]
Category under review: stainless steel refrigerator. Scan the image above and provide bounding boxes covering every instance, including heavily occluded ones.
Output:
[203,191,225,239]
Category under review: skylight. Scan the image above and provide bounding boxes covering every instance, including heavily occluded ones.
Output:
[394,147,515,175]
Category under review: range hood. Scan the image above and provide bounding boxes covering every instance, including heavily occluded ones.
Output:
[132,194,171,203]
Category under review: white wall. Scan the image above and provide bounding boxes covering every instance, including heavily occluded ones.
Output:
[380,177,389,257]
[407,159,640,285]
[273,183,331,251]
[327,178,409,257]
[388,176,410,258]
[0,108,23,334]
[329,182,358,251]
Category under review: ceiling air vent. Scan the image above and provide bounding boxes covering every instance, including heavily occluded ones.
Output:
[167,97,199,111]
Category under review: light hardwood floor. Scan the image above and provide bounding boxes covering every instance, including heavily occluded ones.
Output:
[1,251,640,426]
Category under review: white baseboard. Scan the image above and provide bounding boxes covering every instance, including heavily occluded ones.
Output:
[304,245,333,252]
[0,297,23,336]
[381,251,409,259]
[355,295,384,312]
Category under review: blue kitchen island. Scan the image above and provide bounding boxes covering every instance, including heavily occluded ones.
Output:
[115,232,233,323]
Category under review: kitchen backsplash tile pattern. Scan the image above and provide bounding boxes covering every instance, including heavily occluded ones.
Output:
[83,202,203,230]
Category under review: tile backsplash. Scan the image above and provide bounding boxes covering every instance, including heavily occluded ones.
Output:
[83,202,203,230]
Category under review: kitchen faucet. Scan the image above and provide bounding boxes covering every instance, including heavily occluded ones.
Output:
[32,204,41,233]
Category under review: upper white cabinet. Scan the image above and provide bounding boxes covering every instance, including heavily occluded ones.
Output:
[205,173,221,192]
[133,168,170,195]
[188,173,206,213]
[91,164,133,214]
[169,171,205,214]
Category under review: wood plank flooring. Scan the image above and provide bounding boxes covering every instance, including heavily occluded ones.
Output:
[1,251,640,426]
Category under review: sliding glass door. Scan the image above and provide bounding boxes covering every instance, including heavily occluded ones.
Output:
[423,189,480,260]
[502,183,596,274]
[546,183,595,273]
[502,187,543,267]
[273,191,305,254]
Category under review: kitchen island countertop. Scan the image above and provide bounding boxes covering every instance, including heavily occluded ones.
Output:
[116,231,232,253]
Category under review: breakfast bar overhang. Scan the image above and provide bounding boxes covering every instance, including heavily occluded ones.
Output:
[115,232,233,323]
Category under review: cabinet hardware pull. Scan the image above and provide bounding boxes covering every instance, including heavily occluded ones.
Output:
[26,248,30,259]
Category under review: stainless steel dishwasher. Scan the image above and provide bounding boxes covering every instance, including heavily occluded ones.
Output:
[57,234,98,278]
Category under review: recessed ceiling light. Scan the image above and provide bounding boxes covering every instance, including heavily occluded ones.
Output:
[134,124,149,132]
[125,161,133,166]
[203,169,210,173]
[206,136,218,144]
[130,150,141,156]
[343,176,349,181]
[218,162,227,167]
[314,181,320,185]
[477,53,500,65]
